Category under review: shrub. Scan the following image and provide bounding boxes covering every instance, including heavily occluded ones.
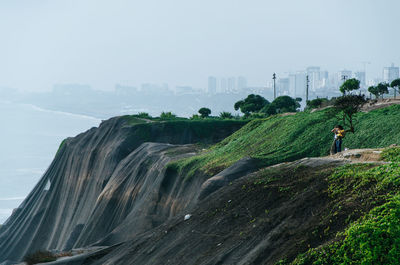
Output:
[381,146,400,162]
[306,98,328,109]
[137,112,152,119]
[190,114,201,120]
[234,94,269,115]
[219,111,234,119]
[159,111,177,120]
[198,107,211,118]
[291,197,400,265]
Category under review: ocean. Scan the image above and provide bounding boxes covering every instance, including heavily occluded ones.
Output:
[0,101,100,224]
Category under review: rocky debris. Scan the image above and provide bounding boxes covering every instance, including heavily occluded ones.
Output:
[362,98,400,112]
[332,148,384,162]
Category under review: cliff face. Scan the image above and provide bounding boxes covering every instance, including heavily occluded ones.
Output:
[34,153,396,265]
[3,106,400,264]
[0,118,245,263]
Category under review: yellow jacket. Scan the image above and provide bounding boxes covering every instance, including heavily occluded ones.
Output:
[336,129,345,138]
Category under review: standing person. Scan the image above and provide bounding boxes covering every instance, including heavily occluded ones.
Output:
[330,125,338,155]
[331,125,345,154]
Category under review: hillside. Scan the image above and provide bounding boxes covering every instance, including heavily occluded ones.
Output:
[1,105,400,264]
[169,104,400,177]
[68,151,399,265]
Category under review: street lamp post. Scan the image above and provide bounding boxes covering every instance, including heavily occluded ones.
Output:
[306,75,309,103]
[273,73,276,100]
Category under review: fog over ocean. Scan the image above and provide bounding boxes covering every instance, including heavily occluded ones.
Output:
[0,101,100,223]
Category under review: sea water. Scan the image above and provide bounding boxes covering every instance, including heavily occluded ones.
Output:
[0,101,100,224]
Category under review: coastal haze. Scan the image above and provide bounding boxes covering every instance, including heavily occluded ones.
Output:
[1,0,400,223]
[0,102,99,223]
[0,0,399,91]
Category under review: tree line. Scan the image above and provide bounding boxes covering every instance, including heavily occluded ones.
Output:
[132,77,400,133]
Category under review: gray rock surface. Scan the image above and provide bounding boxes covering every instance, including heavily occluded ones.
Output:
[198,157,259,200]
[0,118,243,263]
[50,157,351,265]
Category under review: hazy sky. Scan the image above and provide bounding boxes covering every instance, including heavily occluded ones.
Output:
[0,0,399,91]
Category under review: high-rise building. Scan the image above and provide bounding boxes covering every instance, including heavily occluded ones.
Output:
[288,74,296,97]
[115,84,138,95]
[306,66,321,91]
[220,78,227,93]
[227,77,236,93]
[237,76,247,92]
[295,72,307,98]
[207,76,217,94]
[338,70,352,83]
[383,63,399,83]
[354,71,366,88]
[278,78,290,96]
[319,70,329,90]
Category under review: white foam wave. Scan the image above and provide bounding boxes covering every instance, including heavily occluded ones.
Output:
[22,103,101,123]
[0,208,13,214]
[0,197,25,201]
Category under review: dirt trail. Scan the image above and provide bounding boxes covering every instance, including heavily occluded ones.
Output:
[330,148,385,163]
[362,98,400,112]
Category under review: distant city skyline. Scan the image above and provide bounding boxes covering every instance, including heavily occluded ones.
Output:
[0,1,399,92]
[115,62,400,97]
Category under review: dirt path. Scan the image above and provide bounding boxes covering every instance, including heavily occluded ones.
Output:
[330,148,385,163]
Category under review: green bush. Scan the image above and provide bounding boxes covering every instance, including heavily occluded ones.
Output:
[136,112,152,119]
[159,111,177,120]
[291,197,400,265]
[288,159,400,265]
[381,146,400,162]
[219,111,234,119]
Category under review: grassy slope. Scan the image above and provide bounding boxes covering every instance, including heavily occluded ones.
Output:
[170,105,400,177]
[122,118,248,144]
[283,149,400,265]
[117,107,400,264]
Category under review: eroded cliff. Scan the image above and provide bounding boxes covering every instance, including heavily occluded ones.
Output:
[0,117,245,263]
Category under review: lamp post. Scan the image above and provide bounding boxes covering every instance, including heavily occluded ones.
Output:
[306,75,309,103]
[273,73,276,100]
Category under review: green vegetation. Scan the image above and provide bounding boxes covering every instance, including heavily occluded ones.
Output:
[234,94,269,116]
[285,160,400,265]
[381,146,400,162]
[122,115,148,125]
[123,113,187,124]
[333,94,367,132]
[261,95,300,115]
[198,107,211,118]
[289,198,400,265]
[305,98,328,109]
[168,104,400,178]
[339,78,360,94]
[136,112,152,119]
[159,111,177,120]
[219,111,234,119]
[369,83,389,99]
[391,78,400,98]
[120,117,247,152]
[56,139,67,154]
